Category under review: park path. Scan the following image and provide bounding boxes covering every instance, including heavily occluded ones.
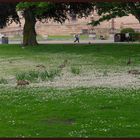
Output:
[4,39,140,44]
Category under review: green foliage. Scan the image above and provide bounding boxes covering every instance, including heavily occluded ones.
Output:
[0,3,20,28]
[16,2,95,46]
[0,78,8,84]
[17,2,95,24]
[71,67,80,75]
[121,28,140,41]
[133,32,140,41]
[16,72,27,81]
[47,69,61,80]
[16,71,39,82]
[39,70,49,81]
[27,70,39,81]
[16,69,61,82]
[90,2,140,26]
[16,2,38,10]
[121,28,135,34]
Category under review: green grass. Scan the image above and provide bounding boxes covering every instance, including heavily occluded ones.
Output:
[0,43,140,84]
[0,87,140,137]
[0,43,139,62]
[0,43,140,137]
[0,43,139,77]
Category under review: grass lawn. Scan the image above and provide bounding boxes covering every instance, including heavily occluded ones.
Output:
[0,43,140,137]
[0,87,140,137]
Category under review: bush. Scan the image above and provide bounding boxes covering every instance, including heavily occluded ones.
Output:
[121,28,140,41]
[133,32,140,41]
[47,69,61,80]
[16,72,27,81]
[39,70,49,81]
[27,70,39,81]
[121,28,135,34]
[15,69,61,82]
[16,71,39,82]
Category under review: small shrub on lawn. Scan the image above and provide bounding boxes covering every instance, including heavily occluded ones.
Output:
[15,69,61,82]
[16,72,27,81]
[48,69,61,80]
[0,78,8,84]
[16,71,39,82]
[27,70,39,82]
[39,70,49,81]
[71,67,80,75]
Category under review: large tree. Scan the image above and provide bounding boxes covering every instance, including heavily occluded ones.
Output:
[17,2,95,46]
[90,2,140,26]
[0,3,19,28]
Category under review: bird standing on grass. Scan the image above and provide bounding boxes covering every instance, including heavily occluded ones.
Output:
[16,80,29,88]
[58,60,68,69]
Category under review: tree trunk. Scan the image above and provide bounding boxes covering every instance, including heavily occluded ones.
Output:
[23,9,38,46]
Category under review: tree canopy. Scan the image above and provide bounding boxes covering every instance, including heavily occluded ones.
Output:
[90,2,140,26]
[16,2,95,46]
[0,3,19,28]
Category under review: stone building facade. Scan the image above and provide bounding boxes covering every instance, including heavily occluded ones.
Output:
[0,11,140,38]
